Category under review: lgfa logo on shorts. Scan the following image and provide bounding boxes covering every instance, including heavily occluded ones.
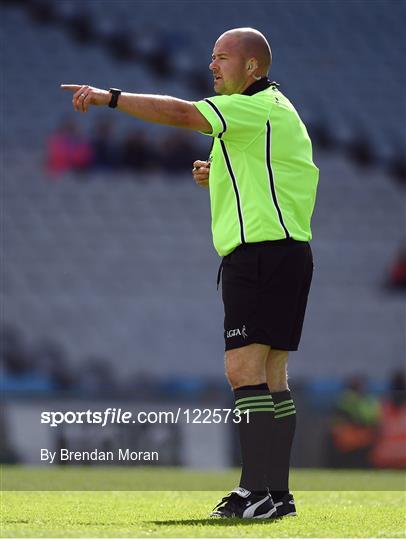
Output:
[226,325,248,339]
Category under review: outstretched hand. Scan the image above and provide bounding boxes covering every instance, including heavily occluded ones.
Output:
[60,84,110,113]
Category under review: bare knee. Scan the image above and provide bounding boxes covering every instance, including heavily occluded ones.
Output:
[225,343,269,389]
[266,349,289,392]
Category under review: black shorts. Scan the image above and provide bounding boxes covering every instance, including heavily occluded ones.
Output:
[221,239,313,351]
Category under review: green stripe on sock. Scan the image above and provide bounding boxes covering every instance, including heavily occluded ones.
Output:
[275,409,297,419]
[235,395,273,406]
[238,407,275,413]
[273,404,295,414]
[237,401,275,410]
[274,399,294,408]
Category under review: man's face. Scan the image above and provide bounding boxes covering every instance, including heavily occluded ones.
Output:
[209,35,248,95]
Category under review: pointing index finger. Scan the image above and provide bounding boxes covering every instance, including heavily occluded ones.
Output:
[60,84,81,91]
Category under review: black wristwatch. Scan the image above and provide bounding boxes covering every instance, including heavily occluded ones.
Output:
[108,88,122,108]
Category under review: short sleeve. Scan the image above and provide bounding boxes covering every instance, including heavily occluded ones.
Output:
[193,94,268,146]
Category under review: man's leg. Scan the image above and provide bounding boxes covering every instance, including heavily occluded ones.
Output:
[210,343,279,518]
[225,343,272,491]
[265,349,297,508]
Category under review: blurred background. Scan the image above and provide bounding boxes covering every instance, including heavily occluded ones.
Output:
[1,0,405,472]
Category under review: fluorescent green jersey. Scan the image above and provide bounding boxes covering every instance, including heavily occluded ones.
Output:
[194,79,319,256]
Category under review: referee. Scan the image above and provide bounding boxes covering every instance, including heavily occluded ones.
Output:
[62,27,319,519]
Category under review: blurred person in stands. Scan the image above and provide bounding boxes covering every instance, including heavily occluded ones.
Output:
[0,324,29,376]
[32,338,76,391]
[78,355,117,394]
[328,375,380,468]
[121,128,156,173]
[386,245,406,291]
[61,26,319,519]
[158,131,200,176]
[46,118,93,178]
[91,117,120,171]
[370,370,406,468]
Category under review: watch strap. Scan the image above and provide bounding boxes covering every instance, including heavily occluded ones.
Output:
[108,88,122,108]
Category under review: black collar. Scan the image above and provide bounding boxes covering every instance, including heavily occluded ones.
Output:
[242,77,279,96]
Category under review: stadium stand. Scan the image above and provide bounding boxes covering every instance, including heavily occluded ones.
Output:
[2,0,405,171]
[1,1,404,386]
[3,150,403,381]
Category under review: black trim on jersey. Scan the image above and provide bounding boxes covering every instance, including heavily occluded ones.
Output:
[242,77,272,96]
[266,120,290,239]
[220,140,246,244]
[208,138,214,157]
[204,98,227,138]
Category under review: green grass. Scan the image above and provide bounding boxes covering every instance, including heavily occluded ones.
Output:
[1,468,405,538]
[3,466,404,491]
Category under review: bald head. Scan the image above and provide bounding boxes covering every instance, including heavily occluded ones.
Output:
[210,28,272,95]
[217,28,272,76]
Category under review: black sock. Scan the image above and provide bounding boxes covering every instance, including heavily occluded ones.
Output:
[234,383,274,492]
[267,390,296,502]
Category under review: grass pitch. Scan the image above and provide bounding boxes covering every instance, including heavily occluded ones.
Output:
[1,467,405,538]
